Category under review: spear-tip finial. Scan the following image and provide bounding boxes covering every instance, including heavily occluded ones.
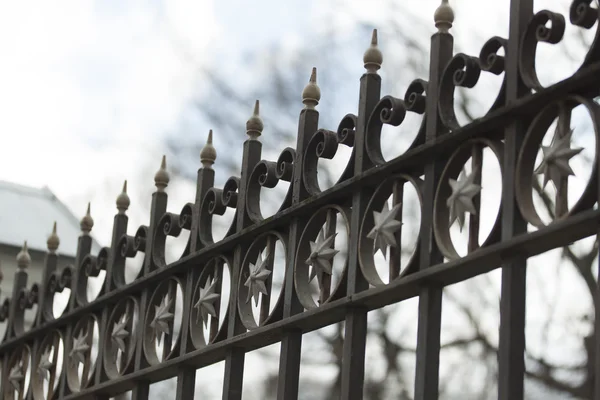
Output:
[154,155,170,191]
[80,202,94,234]
[116,180,130,214]
[302,67,321,110]
[47,221,60,252]
[200,129,217,167]
[434,0,454,33]
[16,241,31,270]
[246,100,264,140]
[363,29,383,74]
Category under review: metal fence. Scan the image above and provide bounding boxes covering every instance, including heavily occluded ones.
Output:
[2,0,600,399]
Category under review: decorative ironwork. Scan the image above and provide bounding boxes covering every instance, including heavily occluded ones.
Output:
[1,1,600,398]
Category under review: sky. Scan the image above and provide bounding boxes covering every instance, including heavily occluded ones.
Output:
[0,0,596,398]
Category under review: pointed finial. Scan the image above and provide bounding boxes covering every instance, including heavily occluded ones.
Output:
[302,67,321,110]
[47,222,60,252]
[154,155,170,192]
[434,0,454,33]
[116,180,130,214]
[16,241,31,270]
[80,203,94,234]
[246,100,264,140]
[363,29,383,74]
[200,130,217,167]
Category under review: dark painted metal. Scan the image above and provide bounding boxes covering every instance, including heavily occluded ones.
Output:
[3,3,600,399]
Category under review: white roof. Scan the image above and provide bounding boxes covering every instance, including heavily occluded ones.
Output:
[0,180,101,257]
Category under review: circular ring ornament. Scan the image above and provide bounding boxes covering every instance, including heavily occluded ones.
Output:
[32,330,63,400]
[359,174,423,286]
[103,296,139,379]
[238,231,287,330]
[433,138,504,260]
[295,205,350,310]
[516,96,598,227]
[66,314,99,393]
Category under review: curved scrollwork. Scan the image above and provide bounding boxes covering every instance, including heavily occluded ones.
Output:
[199,177,239,246]
[303,129,341,196]
[247,148,295,223]
[114,225,148,287]
[153,203,193,268]
[365,79,428,165]
[520,10,566,90]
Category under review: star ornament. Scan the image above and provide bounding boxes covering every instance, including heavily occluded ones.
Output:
[150,294,174,345]
[446,170,482,231]
[38,348,54,381]
[535,128,583,190]
[245,250,272,306]
[306,230,339,284]
[367,202,403,258]
[70,331,90,365]
[194,277,220,327]
[112,314,130,353]
[9,364,24,392]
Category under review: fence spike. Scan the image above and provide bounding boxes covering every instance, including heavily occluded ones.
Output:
[16,241,31,270]
[80,202,94,234]
[154,155,170,192]
[246,100,264,140]
[364,29,383,74]
[116,180,130,214]
[302,67,321,110]
[434,0,454,33]
[201,129,217,167]
[47,222,60,253]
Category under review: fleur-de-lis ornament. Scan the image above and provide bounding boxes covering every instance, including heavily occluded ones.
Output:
[305,230,339,284]
[245,250,272,306]
[194,277,220,327]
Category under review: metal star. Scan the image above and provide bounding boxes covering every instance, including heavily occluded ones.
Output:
[38,348,54,381]
[194,277,220,327]
[70,330,90,365]
[305,230,339,284]
[150,294,174,345]
[245,249,272,306]
[112,314,130,353]
[447,170,482,231]
[367,202,403,258]
[535,128,583,190]
[8,364,24,392]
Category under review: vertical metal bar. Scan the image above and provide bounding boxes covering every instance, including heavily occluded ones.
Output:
[222,127,262,400]
[259,237,275,324]
[414,13,454,400]
[468,145,483,253]
[339,52,382,400]
[175,154,215,400]
[498,2,532,400]
[276,100,319,400]
[555,104,571,218]
[389,181,404,280]
[320,210,337,303]
[131,175,168,400]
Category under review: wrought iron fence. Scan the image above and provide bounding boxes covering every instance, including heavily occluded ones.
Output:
[2,0,600,399]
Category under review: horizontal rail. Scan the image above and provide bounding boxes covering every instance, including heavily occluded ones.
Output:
[2,61,598,353]
[61,207,600,399]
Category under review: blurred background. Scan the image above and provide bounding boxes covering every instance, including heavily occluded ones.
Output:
[0,0,598,398]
